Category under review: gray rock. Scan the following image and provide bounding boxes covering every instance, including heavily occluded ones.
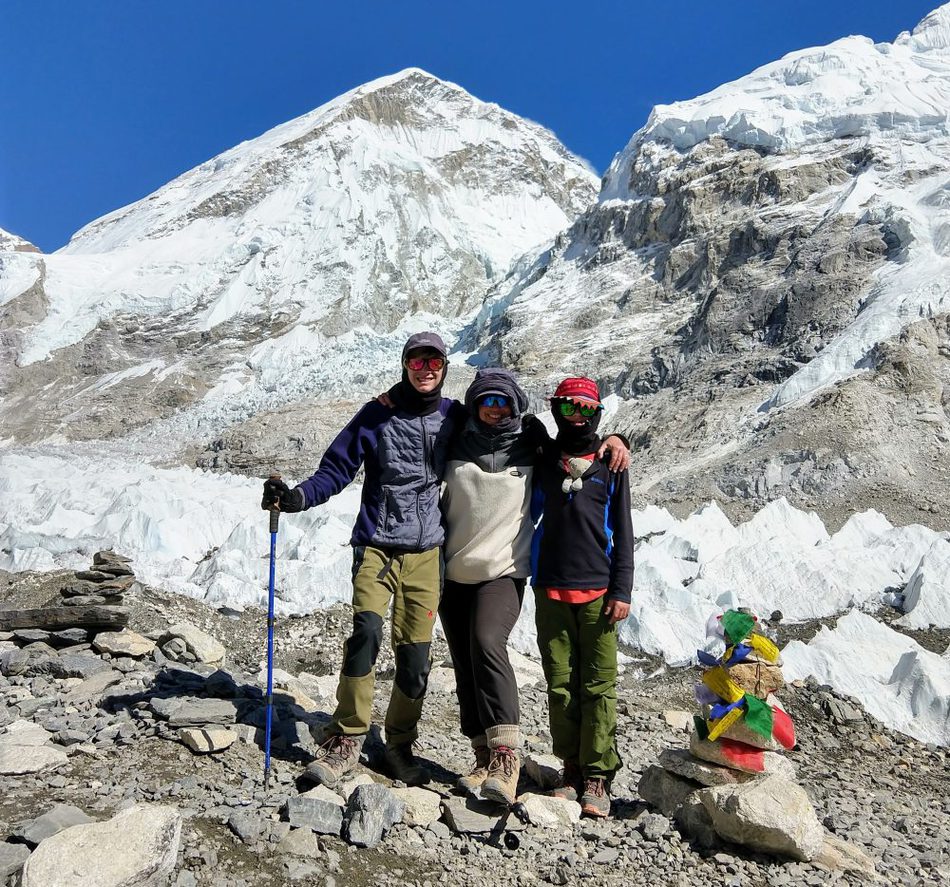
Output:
[48,655,112,680]
[64,669,124,703]
[228,811,265,845]
[0,842,31,878]
[13,804,94,847]
[344,783,405,848]
[592,847,620,864]
[637,811,671,841]
[638,765,700,817]
[389,787,443,827]
[523,753,562,790]
[149,697,237,727]
[93,550,132,567]
[277,827,321,857]
[21,804,181,887]
[283,796,343,836]
[13,630,51,645]
[442,796,526,835]
[74,570,113,582]
[659,748,754,787]
[93,631,155,658]
[179,728,236,754]
[49,628,90,646]
[700,776,825,861]
[0,743,68,775]
[159,623,225,665]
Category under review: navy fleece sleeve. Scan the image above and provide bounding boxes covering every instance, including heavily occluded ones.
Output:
[296,402,387,508]
[606,470,635,603]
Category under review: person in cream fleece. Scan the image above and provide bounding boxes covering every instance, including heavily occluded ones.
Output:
[438,368,629,806]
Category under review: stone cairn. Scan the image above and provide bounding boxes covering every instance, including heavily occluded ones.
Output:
[640,609,859,867]
[60,551,135,609]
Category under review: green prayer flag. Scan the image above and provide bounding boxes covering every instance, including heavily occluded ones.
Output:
[721,610,756,645]
[743,693,774,740]
[694,715,709,740]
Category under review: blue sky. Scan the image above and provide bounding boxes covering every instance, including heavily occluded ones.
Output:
[0,1,941,251]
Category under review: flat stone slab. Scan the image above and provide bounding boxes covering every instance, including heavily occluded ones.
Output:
[48,655,112,680]
[13,804,94,847]
[283,796,343,836]
[299,784,345,806]
[180,728,236,754]
[442,797,527,835]
[21,804,181,887]
[65,669,124,703]
[149,697,237,727]
[390,787,442,827]
[518,792,581,829]
[659,748,754,786]
[3,720,54,747]
[0,744,69,775]
[93,630,155,658]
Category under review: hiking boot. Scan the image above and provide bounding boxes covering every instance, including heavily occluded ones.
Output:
[384,742,430,786]
[481,745,520,806]
[550,759,583,802]
[456,744,491,794]
[304,733,363,787]
[580,777,610,818]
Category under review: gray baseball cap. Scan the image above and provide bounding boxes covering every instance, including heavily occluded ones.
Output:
[402,331,447,359]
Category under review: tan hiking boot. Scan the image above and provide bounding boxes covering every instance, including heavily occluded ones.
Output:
[580,777,610,818]
[384,742,430,786]
[550,759,583,802]
[304,733,364,787]
[481,745,520,806]
[456,744,491,794]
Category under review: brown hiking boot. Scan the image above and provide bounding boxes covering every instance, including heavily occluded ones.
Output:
[384,742,430,786]
[550,759,583,802]
[456,745,491,794]
[481,746,520,805]
[580,777,610,818]
[304,733,363,787]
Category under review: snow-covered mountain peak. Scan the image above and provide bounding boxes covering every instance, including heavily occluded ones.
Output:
[0,227,40,253]
[898,3,950,51]
[602,4,950,199]
[0,70,597,449]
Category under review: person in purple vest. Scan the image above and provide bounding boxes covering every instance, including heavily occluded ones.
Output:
[262,331,465,787]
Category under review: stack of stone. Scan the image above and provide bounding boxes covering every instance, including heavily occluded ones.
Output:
[59,551,135,608]
[639,609,833,863]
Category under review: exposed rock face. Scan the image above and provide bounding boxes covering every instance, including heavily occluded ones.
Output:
[468,15,950,529]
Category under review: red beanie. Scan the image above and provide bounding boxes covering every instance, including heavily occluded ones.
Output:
[552,377,601,404]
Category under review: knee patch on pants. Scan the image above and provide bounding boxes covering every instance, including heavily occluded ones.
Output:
[342,611,384,678]
[394,642,431,699]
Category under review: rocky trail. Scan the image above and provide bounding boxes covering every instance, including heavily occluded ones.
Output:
[1,561,948,887]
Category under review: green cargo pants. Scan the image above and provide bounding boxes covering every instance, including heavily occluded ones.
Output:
[329,545,442,745]
[533,588,620,778]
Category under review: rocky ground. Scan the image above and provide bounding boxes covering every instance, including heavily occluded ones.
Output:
[1,566,949,887]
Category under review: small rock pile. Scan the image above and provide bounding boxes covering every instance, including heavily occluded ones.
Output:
[60,551,135,609]
[639,609,875,876]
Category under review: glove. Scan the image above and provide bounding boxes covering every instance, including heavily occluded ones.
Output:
[261,477,305,513]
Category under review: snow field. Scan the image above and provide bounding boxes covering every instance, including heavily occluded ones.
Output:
[2,446,948,743]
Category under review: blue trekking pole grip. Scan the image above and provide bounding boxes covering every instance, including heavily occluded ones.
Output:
[264,473,281,791]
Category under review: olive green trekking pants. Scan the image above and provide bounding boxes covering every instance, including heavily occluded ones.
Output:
[533,589,620,778]
[329,545,442,745]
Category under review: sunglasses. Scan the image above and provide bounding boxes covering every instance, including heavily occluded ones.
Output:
[405,356,446,371]
[480,395,510,408]
[557,401,600,418]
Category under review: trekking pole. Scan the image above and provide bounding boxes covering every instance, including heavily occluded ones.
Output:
[264,474,281,792]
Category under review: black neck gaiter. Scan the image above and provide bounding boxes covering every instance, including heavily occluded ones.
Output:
[387,368,446,416]
[553,410,603,456]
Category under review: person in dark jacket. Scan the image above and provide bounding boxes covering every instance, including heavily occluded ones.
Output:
[531,376,634,818]
[439,369,630,805]
[262,331,465,788]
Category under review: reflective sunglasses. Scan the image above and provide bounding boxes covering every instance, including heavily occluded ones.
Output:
[557,401,600,418]
[480,395,510,408]
[405,356,446,371]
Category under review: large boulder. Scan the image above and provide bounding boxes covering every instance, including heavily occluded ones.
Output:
[21,804,181,886]
[699,776,824,861]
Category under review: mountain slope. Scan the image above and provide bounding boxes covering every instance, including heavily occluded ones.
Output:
[0,69,598,452]
[473,4,950,529]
